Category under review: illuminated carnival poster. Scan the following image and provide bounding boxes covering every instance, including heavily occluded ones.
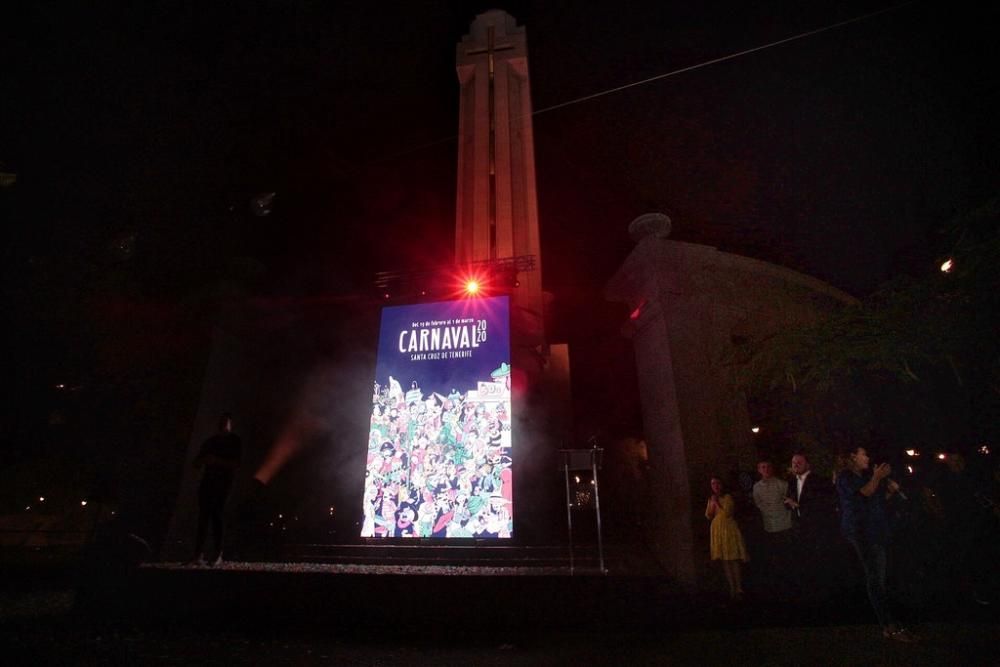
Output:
[361,296,512,539]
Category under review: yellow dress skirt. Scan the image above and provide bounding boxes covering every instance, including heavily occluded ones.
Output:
[707,494,749,561]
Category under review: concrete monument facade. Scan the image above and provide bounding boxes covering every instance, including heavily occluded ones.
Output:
[455,10,545,351]
[606,214,856,586]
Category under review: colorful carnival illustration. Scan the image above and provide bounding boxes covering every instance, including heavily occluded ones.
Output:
[361,361,513,539]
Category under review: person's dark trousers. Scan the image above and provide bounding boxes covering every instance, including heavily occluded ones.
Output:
[787,530,810,600]
[848,538,896,628]
[761,528,792,593]
[195,483,230,559]
[793,526,836,603]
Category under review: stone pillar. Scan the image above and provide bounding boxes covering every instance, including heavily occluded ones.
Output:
[605,214,697,587]
[631,300,698,586]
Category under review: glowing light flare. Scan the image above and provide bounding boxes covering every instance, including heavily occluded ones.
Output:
[979,445,990,455]
[937,453,947,460]
[940,258,954,273]
[80,500,88,506]
[906,465,914,474]
[629,298,647,321]
[453,270,490,299]
[751,426,760,434]
[38,497,45,502]
[905,449,919,457]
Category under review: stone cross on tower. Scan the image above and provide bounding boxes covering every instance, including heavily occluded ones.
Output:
[456,10,545,350]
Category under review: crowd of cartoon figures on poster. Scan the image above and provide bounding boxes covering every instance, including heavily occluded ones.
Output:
[361,362,513,538]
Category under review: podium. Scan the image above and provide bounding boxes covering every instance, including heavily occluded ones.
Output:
[558,448,606,574]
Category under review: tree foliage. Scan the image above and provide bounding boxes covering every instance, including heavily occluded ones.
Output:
[736,197,1000,449]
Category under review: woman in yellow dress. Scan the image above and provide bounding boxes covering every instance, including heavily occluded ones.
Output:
[705,476,748,599]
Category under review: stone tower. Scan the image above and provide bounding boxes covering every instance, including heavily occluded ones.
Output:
[455,10,545,351]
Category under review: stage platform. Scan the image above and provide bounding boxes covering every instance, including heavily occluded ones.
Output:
[77,543,681,633]
[160,540,661,573]
[152,561,580,576]
[273,542,615,570]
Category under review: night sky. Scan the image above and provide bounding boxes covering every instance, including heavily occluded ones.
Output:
[1,2,997,517]
[4,1,996,292]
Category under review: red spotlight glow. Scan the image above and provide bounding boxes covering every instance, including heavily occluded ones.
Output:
[629,298,647,321]
[465,280,480,296]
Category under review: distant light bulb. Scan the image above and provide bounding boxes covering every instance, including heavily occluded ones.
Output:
[465,280,480,295]
[905,449,918,457]
[751,426,760,434]
[80,500,88,506]
[39,497,45,502]
[940,258,953,273]
[937,453,947,460]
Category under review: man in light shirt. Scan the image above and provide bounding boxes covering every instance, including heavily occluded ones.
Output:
[754,459,792,533]
[753,458,792,591]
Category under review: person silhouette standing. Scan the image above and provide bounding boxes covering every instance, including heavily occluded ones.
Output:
[192,413,242,566]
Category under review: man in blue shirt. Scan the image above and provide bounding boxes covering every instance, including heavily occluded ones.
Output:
[836,446,916,642]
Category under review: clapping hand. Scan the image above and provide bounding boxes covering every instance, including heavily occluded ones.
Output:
[873,462,892,480]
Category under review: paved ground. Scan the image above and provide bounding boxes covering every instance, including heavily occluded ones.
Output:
[1,585,997,666]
